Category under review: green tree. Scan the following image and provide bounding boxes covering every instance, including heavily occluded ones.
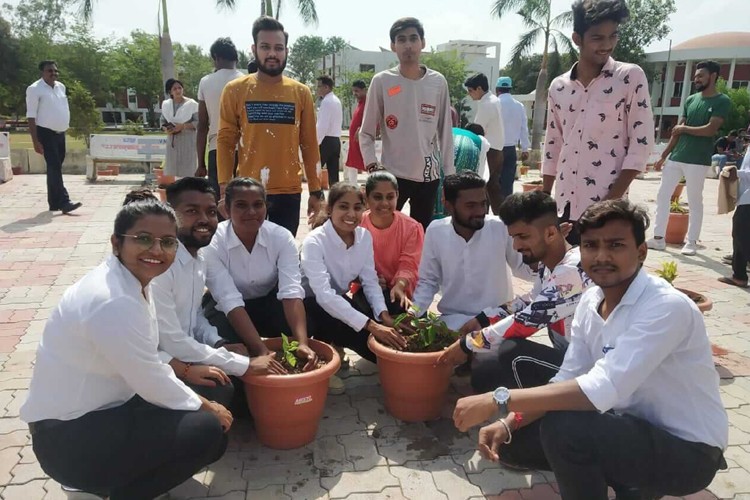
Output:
[174,43,213,98]
[501,52,576,96]
[214,0,318,25]
[491,0,575,151]
[324,36,349,78]
[613,0,675,73]
[66,79,103,146]
[717,79,750,135]
[333,70,374,123]
[0,13,22,116]
[56,22,114,104]
[422,50,469,119]
[288,35,327,85]
[3,0,72,40]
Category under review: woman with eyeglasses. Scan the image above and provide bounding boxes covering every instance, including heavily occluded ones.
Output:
[20,199,231,499]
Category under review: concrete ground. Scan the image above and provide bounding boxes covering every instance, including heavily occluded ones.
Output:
[0,171,749,500]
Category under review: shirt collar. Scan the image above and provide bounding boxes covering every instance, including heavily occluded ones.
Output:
[175,242,196,266]
[106,253,147,297]
[323,219,362,248]
[226,221,268,250]
[590,267,649,310]
[569,57,616,81]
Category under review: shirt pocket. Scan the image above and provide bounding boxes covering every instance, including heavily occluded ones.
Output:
[587,94,623,139]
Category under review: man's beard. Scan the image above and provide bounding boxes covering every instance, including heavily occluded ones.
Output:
[694,82,706,92]
[178,228,213,250]
[454,213,485,231]
[257,57,287,77]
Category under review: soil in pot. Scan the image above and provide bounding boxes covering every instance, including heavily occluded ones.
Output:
[243,338,340,449]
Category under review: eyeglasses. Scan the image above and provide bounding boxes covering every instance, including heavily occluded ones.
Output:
[118,234,179,252]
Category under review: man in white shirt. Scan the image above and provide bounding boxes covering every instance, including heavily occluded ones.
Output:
[452,199,728,499]
[196,38,244,197]
[496,77,530,200]
[316,75,343,186]
[411,171,534,333]
[465,73,505,214]
[26,60,81,214]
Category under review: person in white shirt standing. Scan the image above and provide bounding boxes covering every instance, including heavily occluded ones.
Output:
[453,199,727,499]
[411,171,535,333]
[465,73,505,214]
[26,60,81,214]
[316,75,343,186]
[21,199,232,499]
[496,77,531,200]
[196,38,244,197]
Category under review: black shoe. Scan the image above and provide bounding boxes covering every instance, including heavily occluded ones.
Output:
[62,202,82,214]
[49,207,60,212]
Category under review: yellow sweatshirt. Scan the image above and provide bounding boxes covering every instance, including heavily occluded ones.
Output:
[216,74,321,193]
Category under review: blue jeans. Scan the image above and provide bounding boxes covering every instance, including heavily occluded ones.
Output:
[712,154,728,172]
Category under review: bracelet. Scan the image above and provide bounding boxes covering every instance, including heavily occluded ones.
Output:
[498,418,513,444]
[182,362,192,379]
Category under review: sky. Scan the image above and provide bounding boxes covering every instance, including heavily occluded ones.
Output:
[6,0,750,65]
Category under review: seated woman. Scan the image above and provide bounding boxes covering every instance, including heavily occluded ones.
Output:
[359,171,424,315]
[203,177,317,369]
[20,199,231,499]
[301,182,407,363]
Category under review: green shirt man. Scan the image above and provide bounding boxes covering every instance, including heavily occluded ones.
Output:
[670,93,731,166]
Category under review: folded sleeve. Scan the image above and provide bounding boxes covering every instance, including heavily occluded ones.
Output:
[410,227,441,314]
[358,231,387,319]
[275,229,306,300]
[203,240,245,314]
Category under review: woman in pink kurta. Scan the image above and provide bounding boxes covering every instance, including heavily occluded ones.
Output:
[358,171,424,315]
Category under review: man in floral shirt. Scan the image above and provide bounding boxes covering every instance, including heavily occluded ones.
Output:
[541,0,654,244]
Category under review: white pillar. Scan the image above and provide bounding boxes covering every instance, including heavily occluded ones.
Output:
[664,61,676,105]
[728,59,737,88]
[681,60,693,107]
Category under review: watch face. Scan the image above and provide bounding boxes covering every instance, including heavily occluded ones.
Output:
[493,387,510,405]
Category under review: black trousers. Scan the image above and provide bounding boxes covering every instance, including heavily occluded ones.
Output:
[187,379,235,408]
[732,205,750,281]
[304,296,376,363]
[498,411,725,500]
[471,338,565,393]
[500,146,518,200]
[30,396,227,500]
[395,177,440,231]
[351,286,407,317]
[320,136,341,186]
[203,291,292,344]
[37,126,70,210]
[266,193,301,236]
[486,148,505,215]
[207,149,221,200]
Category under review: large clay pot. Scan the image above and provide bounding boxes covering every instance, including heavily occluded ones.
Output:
[522,183,544,192]
[676,288,713,314]
[665,212,689,244]
[320,169,330,190]
[367,336,453,422]
[243,338,340,449]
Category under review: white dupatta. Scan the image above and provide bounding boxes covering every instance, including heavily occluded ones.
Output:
[161,98,198,124]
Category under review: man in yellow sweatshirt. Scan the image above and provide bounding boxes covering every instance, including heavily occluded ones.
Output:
[217,16,322,236]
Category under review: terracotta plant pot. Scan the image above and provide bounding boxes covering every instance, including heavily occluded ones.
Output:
[671,183,684,203]
[519,165,530,176]
[243,338,341,449]
[676,288,713,314]
[320,169,329,190]
[11,166,22,175]
[367,335,453,422]
[522,183,544,192]
[665,212,689,244]
[157,188,167,202]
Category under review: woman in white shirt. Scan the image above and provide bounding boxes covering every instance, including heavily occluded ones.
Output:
[203,177,317,369]
[20,199,232,499]
[301,183,407,363]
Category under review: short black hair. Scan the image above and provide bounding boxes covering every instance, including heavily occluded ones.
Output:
[498,191,559,228]
[252,16,289,45]
[352,80,366,90]
[166,177,217,207]
[465,123,485,136]
[443,171,486,204]
[210,37,239,62]
[365,171,398,196]
[696,60,721,78]
[38,60,57,71]
[578,199,650,246]
[572,0,630,36]
[464,73,489,92]
[389,17,424,43]
[113,199,176,245]
[122,188,157,205]
[165,78,184,96]
[225,177,265,208]
[317,75,334,88]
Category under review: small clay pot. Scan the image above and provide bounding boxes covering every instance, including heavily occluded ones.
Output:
[665,212,689,244]
[522,183,544,192]
[320,169,329,190]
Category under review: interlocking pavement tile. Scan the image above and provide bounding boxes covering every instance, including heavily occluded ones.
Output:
[242,460,318,491]
[0,418,27,435]
[342,486,407,500]
[0,446,21,485]
[466,467,546,496]
[42,478,70,500]
[320,395,357,420]
[241,485,290,500]
[312,435,352,477]
[337,431,387,471]
[204,452,247,498]
[0,430,29,450]
[422,456,483,498]
[708,467,750,499]
[169,471,209,499]
[519,483,562,499]
[9,460,46,484]
[352,397,398,431]
[728,410,750,435]
[1,478,47,499]
[481,491,524,500]
[389,465,448,499]
[320,466,399,499]
[682,490,719,499]
[373,420,476,466]
[729,425,750,447]
[316,416,367,439]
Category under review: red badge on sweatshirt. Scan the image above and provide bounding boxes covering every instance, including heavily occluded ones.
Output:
[386,115,399,129]
[387,85,402,97]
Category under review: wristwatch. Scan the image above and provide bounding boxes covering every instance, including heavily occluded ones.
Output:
[493,387,511,419]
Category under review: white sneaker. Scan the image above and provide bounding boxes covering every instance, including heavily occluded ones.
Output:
[646,237,666,250]
[328,375,345,395]
[681,241,698,255]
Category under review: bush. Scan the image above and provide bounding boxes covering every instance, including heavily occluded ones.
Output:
[123,118,145,136]
[66,80,103,147]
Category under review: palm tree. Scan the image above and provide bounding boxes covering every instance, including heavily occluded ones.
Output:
[216,0,318,25]
[491,0,575,152]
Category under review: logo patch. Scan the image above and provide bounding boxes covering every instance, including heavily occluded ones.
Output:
[602,344,615,354]
[388,85,402,97]
[386,114,399,129]
[420,103,436,117]
[294,395,313,406]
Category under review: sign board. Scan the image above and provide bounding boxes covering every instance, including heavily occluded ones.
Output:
[0,132,9,158]
[89,134,166,160]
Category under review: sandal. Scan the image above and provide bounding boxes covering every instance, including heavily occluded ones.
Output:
[718,276,749,288]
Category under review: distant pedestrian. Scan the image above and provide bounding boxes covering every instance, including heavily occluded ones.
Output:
[161,79,199,178]
[26,60,81,214]
[345,80,368,184]
[495,77,531,199]
[316,75,343,186]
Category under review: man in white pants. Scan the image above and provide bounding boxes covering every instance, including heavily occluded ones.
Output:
[647,60,731,255]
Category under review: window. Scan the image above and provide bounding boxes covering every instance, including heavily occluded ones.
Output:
[732,80,749,90]
[359,64,375,73]
[672,82,683,98]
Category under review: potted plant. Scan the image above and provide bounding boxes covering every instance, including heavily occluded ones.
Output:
[522,179,544,192]
[664,201,689,244]
[518,164,530,176]
[367,310,457,422]
[243,335,341,449]
[655,261,713,314]
[670,177,686,203]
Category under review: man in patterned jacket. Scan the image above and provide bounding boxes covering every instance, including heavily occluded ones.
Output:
[438,191,591,392]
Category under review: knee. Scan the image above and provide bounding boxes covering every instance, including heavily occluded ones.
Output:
[182,411,227,464]
[539,411,592,453]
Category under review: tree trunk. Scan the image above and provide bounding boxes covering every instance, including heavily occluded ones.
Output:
[531,33,550,152]
[275,0,281,19]
[159,0,175,93]
[331,52,336,79]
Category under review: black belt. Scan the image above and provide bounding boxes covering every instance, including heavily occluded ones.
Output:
[28,419,64,435]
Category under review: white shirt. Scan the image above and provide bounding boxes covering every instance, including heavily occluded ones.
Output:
[204,220,305,314]
[412,217,535,331]
[316,92,343,144]
[301,220,387,331]
[21,255,201,423]
[552,270,728,449]
[151,244,250,376]
[198,68,244,151]
[25,78,70,132]
[498,93,531,150]
[474,92,505,150]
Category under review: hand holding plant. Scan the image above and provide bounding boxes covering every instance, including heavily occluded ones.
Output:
[436,339,469,366]
[247,352,287,376]
[367,320,407,350]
